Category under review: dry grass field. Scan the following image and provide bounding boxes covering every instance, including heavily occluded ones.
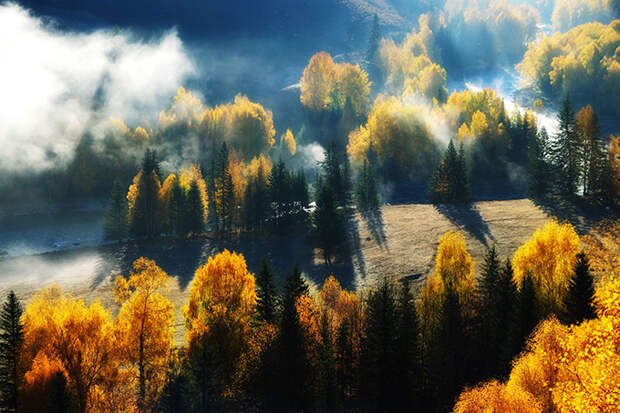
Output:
[0,198,609,345]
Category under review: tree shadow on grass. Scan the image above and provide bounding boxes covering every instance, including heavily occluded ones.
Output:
[360,208,387,248]
[434,203,494,247]
[533,195,620,234]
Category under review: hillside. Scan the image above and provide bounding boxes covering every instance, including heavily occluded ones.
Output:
[0,198,578,345]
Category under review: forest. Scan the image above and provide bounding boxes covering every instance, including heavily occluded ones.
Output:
[1,0,620,412]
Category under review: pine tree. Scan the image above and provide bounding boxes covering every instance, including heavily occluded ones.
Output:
[256,258,278,324]
[551,96,579,195]
[362,277,398,410]
[206,158,219,231]
[342,151,353,208]
[576,105,606,200]
[317,312,337,410]
[169,180,185,236]
[321,141,345,207]
[184,181,204,235]
[104,179,127,241]
[563,252,597,325]
[312,181,345,265]
[356,159,380,212]
[394,281,420,408]
[510,273,540,359]
[477,245,501,377]
[276,265,311,411]
[527,129,549,199]
[496,260,518,376]
[130,149,161,238]
[456,143,470,202]
[0,291,23,413]
[430,139,469,203]
[269,158,290,231]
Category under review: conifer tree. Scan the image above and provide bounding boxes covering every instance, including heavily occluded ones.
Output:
[477,246,501,377]
[551,96,580,195]
[312,181,345,265]
[563,253,597,325]
[362,277,398,409]
[318,312,337,410]
[104,179,127,241]
[430,139,469,203]
[276,265,311,411]
[356,159,380,212]
[527,129,549,199]
[0,291,23,413]
[510,273,540,359]
[394,281,420,407]
[269,158,290,231]
[256,258,278,324]
[169,180,185,236]
[129,149,161,238]
[184,181,204,235]
[342,152,353,208]
[576,105,606,200]
[496,260,518,376]
[366,14,381,64]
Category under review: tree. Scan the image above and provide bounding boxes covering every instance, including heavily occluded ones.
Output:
[183,181,204,235]
[429,139,469,203]
[510,273,540,359]
[356,158,379,212]
[576,105,606,200]
[269,158,290,231]
[104,179,128,241]
[527,128,549,199]
[362,277,398,410]
[114,258,175,412]
[551,96,580,195]
[256,258,278,324]
[562,252,596,325]
[182,250,256,408]
[21,286,119,413]
[0,291,23,413]
[394,281,420,407]
[128,149,161,238]
[366,14,381,65]
[312,180,346,265]
[512,220,580,315]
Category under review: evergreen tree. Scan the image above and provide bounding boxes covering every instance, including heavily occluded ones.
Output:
[496,260,518,376]
[321,141,346,207]
[206,158,219,231]
[477,246,501,378]
[312,181,345,265]
[577,105,606,200]
[184,181,204,235]
[103,179,127,241]
[430,139,469,203]
[276,265,311,411]
[563,253,597,325]
[356,159,380,212]
[317,312,337,410]
[169,180,185,236]
[394,281,420,408]
[527,129,549,199]
[510,273,540,359]
[432,282,466,413]
[130,149,161,238]
[293,169,310,209]
[342,151,353,208]
[0,291,23,413]
[269,158,290,231]
[256,258,278,324]
[362,277,398,410]
[551,96,580,195]
[335,318,355,406]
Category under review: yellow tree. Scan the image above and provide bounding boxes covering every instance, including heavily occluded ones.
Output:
[512,220,580,314]
[182,250,257,406]
[583,219,620,274]
[454,380,542,413]
[300,52,338,111]
[280,129,297,156]
[21,286,119,413]
[114,257,175,412]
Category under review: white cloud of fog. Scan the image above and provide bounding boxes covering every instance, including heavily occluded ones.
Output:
[0,3,196,171]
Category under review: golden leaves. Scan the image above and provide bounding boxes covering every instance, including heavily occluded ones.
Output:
[280,129,296,156]
[183,249,257,345]
[512,220,580,314]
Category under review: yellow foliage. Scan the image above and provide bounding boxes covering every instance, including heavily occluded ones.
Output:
[435,231,475,288]
[230,154,272,207]
[114,257,174,411]
[608,135,620,202]
[131,126,150,142]
[21,286,120,412]
[280,129,296,156]
[583,218,620,274]
[228,94,276,160]
[300,52,338,111]
[454,380,542,413]
[470,110,489,136]
[158,86,204,128]
[512,220,580,313]
[183,250,257,345]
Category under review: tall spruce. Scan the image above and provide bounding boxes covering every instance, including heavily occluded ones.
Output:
[104,179,128,241]
[312,179,345,265]
[394,281,420,407]
[169,180,185,236]
[184,181,204,235]
[510,273,540,358]
[356,159,379,212]
[366,14,381,64]
[496,260,518,376]
[269,158,290,231]
[477,245,502,378]
[256,258,278,324]
[527,128,549,199]
[130,149,161,238]
[576,105,606,200]
[0,291,23,413]
[362,277,398,410]
[430,139,469,203]
[563,252,597,325]
[551,96,579,195]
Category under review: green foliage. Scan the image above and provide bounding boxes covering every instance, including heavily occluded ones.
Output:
[103,179,128,241]
[527,127,550,199]
[0,291,23,413]
[184,181,204,235]
[256,258,279,324]
[563,253,597,325]
[429,140,470,203]
[311,178,346,265]
[550,96,580,195]
[356,158,379,213]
